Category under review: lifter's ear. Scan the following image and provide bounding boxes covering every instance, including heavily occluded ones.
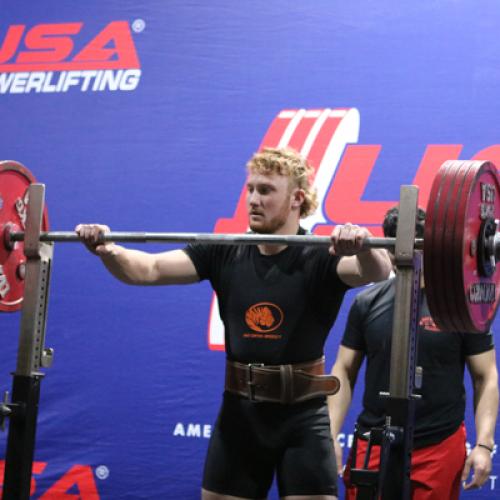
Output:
[291,188,305,209]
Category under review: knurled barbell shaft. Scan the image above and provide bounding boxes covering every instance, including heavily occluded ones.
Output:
[8,230,426,250]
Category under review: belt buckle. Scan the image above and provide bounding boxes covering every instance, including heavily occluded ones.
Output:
[246,363,264,401]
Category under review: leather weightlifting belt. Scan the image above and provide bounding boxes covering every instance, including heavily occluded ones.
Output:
[225,356,340,404]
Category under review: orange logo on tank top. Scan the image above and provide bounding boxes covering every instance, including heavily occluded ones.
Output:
[245,302,284,333]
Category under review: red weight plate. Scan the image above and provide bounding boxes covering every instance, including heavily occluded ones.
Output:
[443,161,481,332]
[459,162,500,332]
[423,161,447,330]
[0,161,49,312]
[424,160,464,331]
[425,160,500,333]
[432,161,468,332]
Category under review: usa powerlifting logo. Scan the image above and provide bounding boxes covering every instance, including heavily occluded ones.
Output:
[0,460,106,498]
[0,20,143,94]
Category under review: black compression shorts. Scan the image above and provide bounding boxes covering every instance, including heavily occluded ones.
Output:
[202,392,338,498]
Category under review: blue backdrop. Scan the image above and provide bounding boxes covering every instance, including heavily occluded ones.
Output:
[0,1,499,498]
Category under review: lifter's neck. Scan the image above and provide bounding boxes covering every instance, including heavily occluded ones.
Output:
[257,221,300,256]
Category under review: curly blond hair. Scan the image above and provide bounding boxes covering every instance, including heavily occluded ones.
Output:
[246,147,318,217]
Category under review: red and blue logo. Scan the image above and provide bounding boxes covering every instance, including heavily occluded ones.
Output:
[0,20,142,94]
[0,460,105,499]
[207,107,500,349]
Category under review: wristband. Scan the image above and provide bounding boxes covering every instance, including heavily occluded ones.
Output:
[477,443,494,453]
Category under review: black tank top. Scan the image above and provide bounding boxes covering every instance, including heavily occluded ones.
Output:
[185,232,349,364]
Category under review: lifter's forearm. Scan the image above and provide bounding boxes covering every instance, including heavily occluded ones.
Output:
[473,373,499,449]
[100,245,160,285]
[328,382,352,439]
[77,223,199,285]
[99,246,199,285]
[329,347,364,440]
[355,248,392,283]
[468,350,499,450]
[329,362,356,438]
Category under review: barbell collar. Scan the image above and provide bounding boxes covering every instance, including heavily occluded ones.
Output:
[494,233,500,263]
[8,230,425,250]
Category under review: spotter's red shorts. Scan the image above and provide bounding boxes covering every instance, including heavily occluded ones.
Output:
[343,422,466,500]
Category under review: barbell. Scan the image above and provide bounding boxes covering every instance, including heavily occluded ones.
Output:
[1,159,500,333]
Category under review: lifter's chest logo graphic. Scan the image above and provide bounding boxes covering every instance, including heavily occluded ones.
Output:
[245,302,284,335]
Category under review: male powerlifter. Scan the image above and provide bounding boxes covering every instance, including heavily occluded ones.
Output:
[77,148,392,500]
